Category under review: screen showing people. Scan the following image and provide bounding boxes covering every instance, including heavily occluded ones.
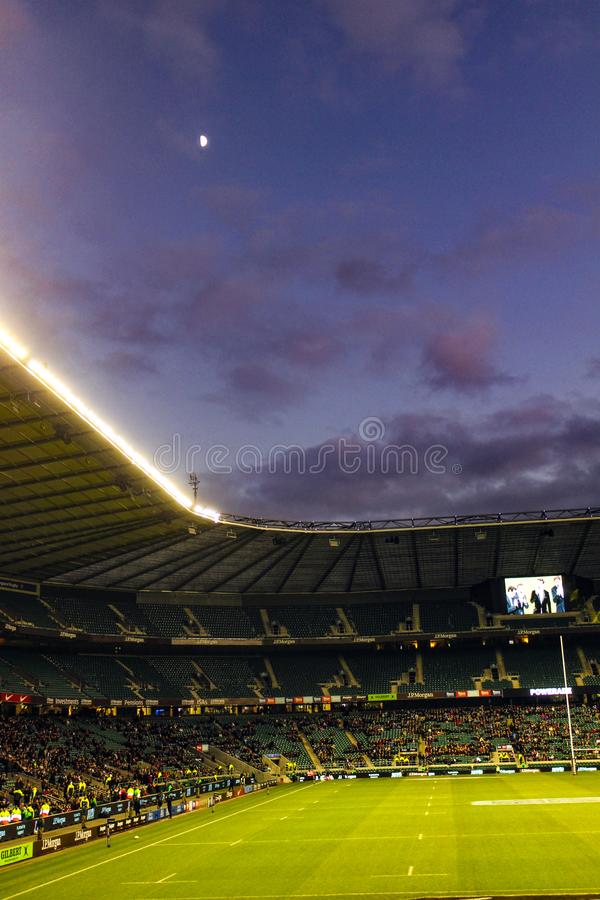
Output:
[504,575,566,615]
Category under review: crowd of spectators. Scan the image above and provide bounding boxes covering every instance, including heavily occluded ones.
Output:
[2,703,600,817]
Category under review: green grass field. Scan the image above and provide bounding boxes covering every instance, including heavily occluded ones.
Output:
[4,774,600,900]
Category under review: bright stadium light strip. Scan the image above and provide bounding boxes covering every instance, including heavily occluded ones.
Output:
[0,329,220,523]
[0,327,28,361]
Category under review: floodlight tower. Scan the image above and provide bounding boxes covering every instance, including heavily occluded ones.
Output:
[188,472,200,505]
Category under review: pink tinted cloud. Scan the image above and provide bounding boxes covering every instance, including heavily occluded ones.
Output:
[324,0,475,95]
[0,0,31,50]
[422,318,512,392]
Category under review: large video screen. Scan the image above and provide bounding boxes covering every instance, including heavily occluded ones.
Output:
[504,575,566,615]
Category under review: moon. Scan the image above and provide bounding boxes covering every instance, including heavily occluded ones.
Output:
[199,134,208,149]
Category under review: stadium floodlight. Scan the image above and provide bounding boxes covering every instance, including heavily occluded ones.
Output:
[0,327,28,361]
[194,504,220,522]
[0,330,223,524]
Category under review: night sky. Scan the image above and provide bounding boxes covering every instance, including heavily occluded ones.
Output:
[2,0,600,522]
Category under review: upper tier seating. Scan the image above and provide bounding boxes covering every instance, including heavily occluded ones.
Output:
[267,606,340,637]
[344,650,417,694]
[0,650,82,698]
[345,602,413,635]
[419,600,479,633]
[0,652,35,692]
[271,654,342,696]
[47,596,120,634]
[193,656,264,698]
[141,604,197,637]
[193,606,259,638]
[503,644,578,688]
[420,646,496,691]
[0,591,59,629]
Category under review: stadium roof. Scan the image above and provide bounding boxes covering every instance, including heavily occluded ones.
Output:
[1,330,600,592]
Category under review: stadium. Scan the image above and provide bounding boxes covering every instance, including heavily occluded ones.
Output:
[3,4,600,898]
[1,329,600,900]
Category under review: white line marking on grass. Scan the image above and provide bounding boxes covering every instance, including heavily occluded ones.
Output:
[371,873,448,879]
[280,815,288,820]
[124,879,197,886]
[158,873,177,883]
[230,839,242,847]
[473,796,600,806]
[131,892,600,899]
[418,833,423,840]
[2,784,314,900]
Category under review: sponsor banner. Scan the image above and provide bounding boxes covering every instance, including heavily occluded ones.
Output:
[39,834,63,854]
[0,841,33,867]
[0,692,32,704]
[0,578,38,595]
[0,821,34,843]
[367,693,396,702]
[530,687,572,697]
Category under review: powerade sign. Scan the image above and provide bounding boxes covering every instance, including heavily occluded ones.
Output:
[0,841,33,867]
[529,687,572,697]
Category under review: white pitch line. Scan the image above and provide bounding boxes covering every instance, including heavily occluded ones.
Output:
[230,839,242,847]
[158,873,177,884]
[418,833,423,840]
[129,892,600,899]
[1,784,314,900]
[123,880,197,886]
[371,872,448,879]
[280,815,288,820]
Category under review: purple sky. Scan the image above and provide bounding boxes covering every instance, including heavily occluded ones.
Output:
[2,0,600,522]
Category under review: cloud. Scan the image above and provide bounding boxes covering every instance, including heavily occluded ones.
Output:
[205,362,305,422]
[438,204,588,274]
[335,257,415,295]
[323,0,478,96]
[515,13,600,61]
[198,393,600,520]
[100,349,159,378]
[0,0,32,50]
[101,0,220,81]
[156,118,203,162]
[421,318,513,392]
[196,184,266,228]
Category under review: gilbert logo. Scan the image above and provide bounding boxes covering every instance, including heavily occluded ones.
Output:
[42,837,61,851]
